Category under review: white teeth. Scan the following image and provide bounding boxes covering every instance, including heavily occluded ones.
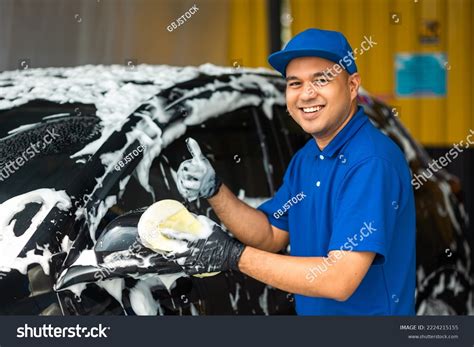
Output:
[302,105,324,113]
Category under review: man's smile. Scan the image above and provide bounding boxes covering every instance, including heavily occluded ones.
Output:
[298,104,326,119]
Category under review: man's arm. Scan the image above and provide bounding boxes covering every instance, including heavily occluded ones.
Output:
[238,247,376,301]
[208,184,289,253]
[164,216,375,302]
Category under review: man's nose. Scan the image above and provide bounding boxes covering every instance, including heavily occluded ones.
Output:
[301,81,318,100]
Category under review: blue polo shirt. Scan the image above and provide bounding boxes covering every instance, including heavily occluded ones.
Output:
[258,106,416,315]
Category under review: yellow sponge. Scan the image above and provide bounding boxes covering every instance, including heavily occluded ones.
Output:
[138,199,219,277]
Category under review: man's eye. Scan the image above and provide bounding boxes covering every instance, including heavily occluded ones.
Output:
[314,79,328,84]
[288,82,300,87]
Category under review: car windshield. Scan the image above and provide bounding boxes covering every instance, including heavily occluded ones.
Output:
[0,100,100,202]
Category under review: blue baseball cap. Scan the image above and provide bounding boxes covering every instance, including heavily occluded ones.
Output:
[268,28,357,77]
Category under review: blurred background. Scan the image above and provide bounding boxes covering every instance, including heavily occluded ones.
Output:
[0,0,473,246]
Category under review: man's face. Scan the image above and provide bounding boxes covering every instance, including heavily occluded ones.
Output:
[285,56,360,143]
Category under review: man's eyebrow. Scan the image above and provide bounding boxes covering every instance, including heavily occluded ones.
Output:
[285,71,328,82]
[285,75,298,82]
[312,72,327,77]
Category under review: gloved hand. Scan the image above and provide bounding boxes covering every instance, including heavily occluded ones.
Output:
[176,138,222,202]
[162,215,245,275]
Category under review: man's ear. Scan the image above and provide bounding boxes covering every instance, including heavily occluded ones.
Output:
[348,73,361,100]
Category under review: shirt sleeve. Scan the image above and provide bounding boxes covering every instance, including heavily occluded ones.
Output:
[257,157,296,232]
[328,157,403,265]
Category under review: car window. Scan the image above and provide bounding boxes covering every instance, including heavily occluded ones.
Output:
[161,106,271,198]
[272,105,310,155]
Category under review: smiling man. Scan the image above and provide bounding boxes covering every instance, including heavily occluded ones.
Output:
[172,28,416,315]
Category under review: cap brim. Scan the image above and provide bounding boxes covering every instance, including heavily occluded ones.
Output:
[268,49,353,77]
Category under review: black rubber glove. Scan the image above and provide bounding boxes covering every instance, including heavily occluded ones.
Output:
[163,221,245,275]
[176,138,222,201]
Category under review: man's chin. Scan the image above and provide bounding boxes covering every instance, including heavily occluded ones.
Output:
[299,122,324,137]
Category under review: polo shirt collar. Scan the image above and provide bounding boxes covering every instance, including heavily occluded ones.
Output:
[313,105,368,158]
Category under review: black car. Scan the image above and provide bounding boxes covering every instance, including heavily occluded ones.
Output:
[0,64,472,315]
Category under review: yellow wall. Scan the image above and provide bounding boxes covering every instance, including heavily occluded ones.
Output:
[228,0,269,69]
[289,0,474,146]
